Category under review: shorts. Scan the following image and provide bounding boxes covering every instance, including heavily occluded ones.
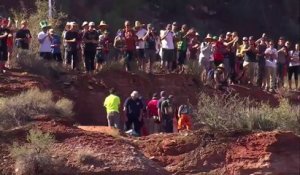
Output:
[136,49,145,59]
[7,46,13,53]
[107,112,120,129]
[177,50,187,65]
[0,47,8,61]
[162,49,174,62]
[145,49,156,62]
[96,50,108,64]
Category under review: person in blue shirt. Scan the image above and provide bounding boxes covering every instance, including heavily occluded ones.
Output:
[49,29,62,62]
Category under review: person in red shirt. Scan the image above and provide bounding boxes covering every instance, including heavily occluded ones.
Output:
[213,34,226,67]
[146,93,160,134]
[122,21,137,72]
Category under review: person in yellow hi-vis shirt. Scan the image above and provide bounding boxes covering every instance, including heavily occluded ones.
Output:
[104,88,121,129]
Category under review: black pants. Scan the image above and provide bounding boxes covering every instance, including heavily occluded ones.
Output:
[84,50,96,72]
[39,52,52,60]
[177,50,187,65]
[52,53,63,62]
[276,63,285,87]
[66,50,78,69]
[257,58,266,87]
[288,66,299,81]
[126,117,141,135]
[0,47,8,61]
[125,50,134,71]
[229,55,236,82]
[162,115,173,133]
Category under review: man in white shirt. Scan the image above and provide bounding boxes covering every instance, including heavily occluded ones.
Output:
[199,34,213,81]
[38,20,52,60]
[160,24,175,73]
[264,41,278,92]
[135,21,147,71]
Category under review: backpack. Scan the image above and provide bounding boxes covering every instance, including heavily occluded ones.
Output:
[161,100,173,115]
[179,104,189,115]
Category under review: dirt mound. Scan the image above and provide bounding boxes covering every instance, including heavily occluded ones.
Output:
[0,120,299,175]
[137,131,300,175]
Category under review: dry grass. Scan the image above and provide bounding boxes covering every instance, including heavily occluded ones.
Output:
[0,89,74,130]
[75,148,96,164]
[195,92,300,134]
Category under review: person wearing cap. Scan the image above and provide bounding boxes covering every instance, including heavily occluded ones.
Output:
[222,32,237,83]
[160,95,176,133]
[175,24,189,74]
[49,29,62,62]
[276,37,288,88]
[123,20,137,72]
[62,22,71,63]
[0,18,11,73]
[264,40,278,92]
[123,91,144,136]
[104,88,121,129]
[199,33,214,82]
[38,20,52,60]
[213,63,227,90]
[134,21,147,71]
[143,23,157,74]
[160,24,175,73]
[256,34,268,88]
[146,93,160,134]
[64,22,80,70]
[98,20,108,34]
[15,20,31,50]
[177,103,192,132]
[82,22,99,73]
[96,30,110,71]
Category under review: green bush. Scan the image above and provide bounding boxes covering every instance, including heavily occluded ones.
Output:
[11,130,69,175]
[0,89,74,130]
[195,92,300,134]
[11,129,55,159]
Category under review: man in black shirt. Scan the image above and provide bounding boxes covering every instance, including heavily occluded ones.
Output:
[82,22,98,73]
[0,18,11,73]
[15,20,32,50]
[64,22,79,70]
[143,23,157,74]
[123,91,144,136]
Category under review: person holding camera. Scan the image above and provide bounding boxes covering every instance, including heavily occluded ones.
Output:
[38,20,52,60]
[143,23,157,74]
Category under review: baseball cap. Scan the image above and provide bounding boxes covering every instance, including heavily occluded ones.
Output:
[160,91,166,97]
[82,21,88,27]
[88,22,95,26]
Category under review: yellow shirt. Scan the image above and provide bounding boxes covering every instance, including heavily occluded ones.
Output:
[103,94,120,113]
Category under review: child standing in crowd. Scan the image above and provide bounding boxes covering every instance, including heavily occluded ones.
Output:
[96,30,110,72]
[49,29,62,62]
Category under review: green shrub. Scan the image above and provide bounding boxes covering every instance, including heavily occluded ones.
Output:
[11,130,70,175]
[195,92,300,134]
[0,89,74,130]
[11,130,55,159]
